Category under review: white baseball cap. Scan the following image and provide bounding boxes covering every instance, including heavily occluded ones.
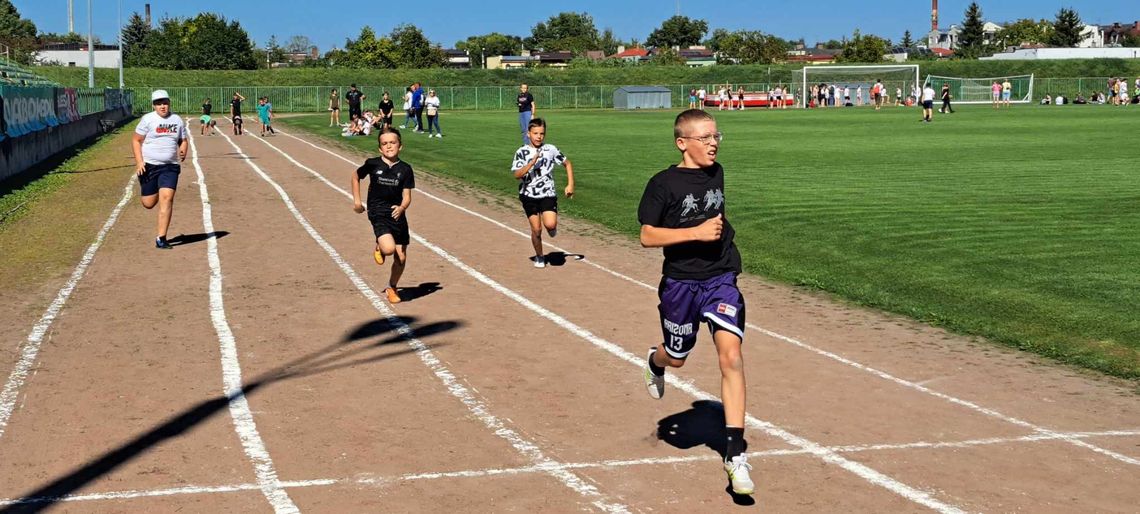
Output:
[151,89,170,102]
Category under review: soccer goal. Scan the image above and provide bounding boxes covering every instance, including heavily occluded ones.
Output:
[924,74,1035,104]
[798,65,921,108]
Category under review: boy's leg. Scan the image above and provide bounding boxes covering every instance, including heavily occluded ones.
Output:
[713,329,746,430]
[156,187,176,239]
[527,214,544,258]
[389,244,407,288]
[541,210,557,237]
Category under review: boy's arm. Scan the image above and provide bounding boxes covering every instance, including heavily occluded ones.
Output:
[640,215,722,248]
[562,159,574,198]
[351,171,365,213]
[392,189,412,219]
[512,152,540,179]
[132,133,146,175]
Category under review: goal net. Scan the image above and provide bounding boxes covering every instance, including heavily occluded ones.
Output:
[924,74,1035,104]
[797,65,921,108]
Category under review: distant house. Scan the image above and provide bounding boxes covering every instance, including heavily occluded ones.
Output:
[485,50,575,69]
[272,47,320,68]
[926,22,1001,51]
[1101,22,1140,46]
[443,49,471,68]
[34,42,119,68]
[1078,25,1104,48]
[610,46,649,63]
[786,45,841,65]
[678,47,715,67]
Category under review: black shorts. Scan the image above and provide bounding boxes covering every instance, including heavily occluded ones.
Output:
[520,196,557,217]
[139,163,180,196]
[922,100,934,109]
[349,105,362,118]
[368,211,410,245]
[382,115,393,126]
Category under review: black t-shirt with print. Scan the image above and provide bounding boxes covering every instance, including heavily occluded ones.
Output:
[356,157,416,212]
[379,99,394,116]
[346,89,364,107]
[202,103,212,115]
[637,163,741,280]
[230,98,242,115]
[517,92,534,113]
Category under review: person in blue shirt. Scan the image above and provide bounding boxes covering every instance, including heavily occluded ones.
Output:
[411,83,425,133]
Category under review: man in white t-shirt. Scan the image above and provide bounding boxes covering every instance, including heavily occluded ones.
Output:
[132,89,188,249]
[921,84,936,123]
[697,88,707,110]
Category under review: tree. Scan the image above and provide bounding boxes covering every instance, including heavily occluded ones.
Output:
[649,47,686,66]
[994,18,1052,48]
[710,29,789,64]
[263,35,287,66]
[819,39,845,50]
[646,15,708,49]
[38,32,90,44]
[456,32,523,68]
[0,0,37,63]
[835,30,889,62]
[284,35,314,55]
[389,24,445,69]
[1049,8,1083,47]
[957,2,987,59]
[120,12,151,66]
[901,30,914,49]
[1124,34,1140,48]
[525,12,600,55]
[340,26,395,68]
[599,27,623,56]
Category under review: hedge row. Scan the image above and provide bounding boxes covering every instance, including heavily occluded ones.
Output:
[34,59,1140,89]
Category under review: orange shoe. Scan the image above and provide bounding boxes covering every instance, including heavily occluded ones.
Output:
[385,287,401,304]
[374,248,384,266]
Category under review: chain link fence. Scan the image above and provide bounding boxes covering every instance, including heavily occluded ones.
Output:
[128,79,1124,114]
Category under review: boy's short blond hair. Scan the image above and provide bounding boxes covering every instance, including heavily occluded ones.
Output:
[673,109,715,139]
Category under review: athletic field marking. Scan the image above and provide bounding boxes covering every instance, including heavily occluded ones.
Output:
[189,138,300,513]
[225,133,630,514]
[279,129,1140,469]
[0,176,135,439]
[257,135,965,514]
[6,427,1136,507]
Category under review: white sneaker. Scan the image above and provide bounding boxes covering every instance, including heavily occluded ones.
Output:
[533,256,545,268]
[644,348,664,399]
[724,454,755,495]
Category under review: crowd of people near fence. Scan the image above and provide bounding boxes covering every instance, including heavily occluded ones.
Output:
[1038,77,1139,106]
[804,80,907,109]
[329,82,444,138]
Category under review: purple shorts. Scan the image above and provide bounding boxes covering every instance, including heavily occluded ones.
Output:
[657,272,745,359]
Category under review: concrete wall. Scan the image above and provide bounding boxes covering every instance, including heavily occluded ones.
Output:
[35,50,121,68]
[0,107,133,183]
[983,47,1140,60]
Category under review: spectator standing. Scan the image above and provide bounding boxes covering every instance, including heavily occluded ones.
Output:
[329,88,341,127]
[425,89,443,138]
[401,86,414,128]
[940,83,954,114]
[517,83,536,145]
[346,84,366,120]
[379,91,395,129]
[411,83,425,133]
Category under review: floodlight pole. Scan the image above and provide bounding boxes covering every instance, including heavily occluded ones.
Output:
[118,0,124,89]
[87,0,95,88]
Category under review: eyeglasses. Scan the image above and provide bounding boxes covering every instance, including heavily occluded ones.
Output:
[680,132,723,144]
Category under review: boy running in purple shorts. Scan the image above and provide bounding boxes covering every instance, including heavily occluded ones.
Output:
[638,109,753,496]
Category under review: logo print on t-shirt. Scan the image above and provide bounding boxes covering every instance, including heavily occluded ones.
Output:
[681,194,699,217]
[703,189,724,211]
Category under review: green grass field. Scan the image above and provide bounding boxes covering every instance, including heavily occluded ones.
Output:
[282,104,1140,379]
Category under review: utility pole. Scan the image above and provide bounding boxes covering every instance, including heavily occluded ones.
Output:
[118,0,124,88]
[87,0,94,88]
[68,0,75,33]
[676,0,681,16]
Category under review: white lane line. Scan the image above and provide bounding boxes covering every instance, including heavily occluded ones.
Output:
[0,176,135,439]
[189,137,299,513]
[222,132,629,514]
[261,133,964,514]
[279,128,1140,469]
[8,428,1138,507]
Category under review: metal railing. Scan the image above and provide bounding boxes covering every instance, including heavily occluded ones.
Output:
[128,78,1132,114]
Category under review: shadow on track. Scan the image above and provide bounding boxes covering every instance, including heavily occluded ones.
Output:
[1,315,461,513]
[168,231,230,247]
[543,252,585,267]
[658,400,755,506]
[395,282,442,302]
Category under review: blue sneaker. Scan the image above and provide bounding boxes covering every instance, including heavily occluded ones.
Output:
[155,237,173,250]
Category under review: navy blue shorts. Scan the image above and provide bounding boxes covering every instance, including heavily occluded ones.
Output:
[657,272,746,359]
[139,163,180,197]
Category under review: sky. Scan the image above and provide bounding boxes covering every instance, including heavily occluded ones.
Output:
[13,1,1140,52]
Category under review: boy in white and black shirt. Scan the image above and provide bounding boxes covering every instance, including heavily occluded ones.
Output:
[511,117,574,268]
[132,89,188,249]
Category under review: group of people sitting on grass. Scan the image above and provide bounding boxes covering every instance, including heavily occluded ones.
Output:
[1040,90,1139,106]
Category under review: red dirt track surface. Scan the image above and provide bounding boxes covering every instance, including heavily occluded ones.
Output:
[2,123,1139,513]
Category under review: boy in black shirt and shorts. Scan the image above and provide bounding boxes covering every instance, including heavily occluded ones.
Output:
[511,118,574,268]
[352,127,415,304]
[638,109,753,496]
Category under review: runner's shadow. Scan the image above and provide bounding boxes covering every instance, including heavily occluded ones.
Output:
[543,252,585,267]
[1,315,461,513]
[168,231,229,247]
[396,282,442,302]
[658,400,755,506]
